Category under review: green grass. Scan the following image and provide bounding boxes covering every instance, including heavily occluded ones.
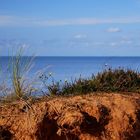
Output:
[41,68,140,96]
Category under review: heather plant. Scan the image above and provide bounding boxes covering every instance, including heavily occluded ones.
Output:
[95,68,140,92]
[41,68,140,95]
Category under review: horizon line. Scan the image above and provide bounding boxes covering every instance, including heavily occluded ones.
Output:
[0,55,140,57]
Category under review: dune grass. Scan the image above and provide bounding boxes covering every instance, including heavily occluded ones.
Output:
[0,48,36,103]
[12,48,34,99]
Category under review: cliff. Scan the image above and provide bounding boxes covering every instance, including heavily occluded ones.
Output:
[0,93,140,140]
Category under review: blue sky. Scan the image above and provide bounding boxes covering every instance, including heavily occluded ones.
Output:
[0,0,140,56]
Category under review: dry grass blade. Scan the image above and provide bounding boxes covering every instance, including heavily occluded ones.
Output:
[11,48,35,100]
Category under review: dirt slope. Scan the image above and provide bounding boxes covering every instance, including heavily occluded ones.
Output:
[0,93,140,140]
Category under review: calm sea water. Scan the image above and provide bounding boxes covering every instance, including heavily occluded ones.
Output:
[1,56,140,82]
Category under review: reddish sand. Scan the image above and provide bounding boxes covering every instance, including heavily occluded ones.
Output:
[0,93,140,140]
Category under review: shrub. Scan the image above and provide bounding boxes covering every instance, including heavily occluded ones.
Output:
[42,68,140,95]
[95,68,140,92]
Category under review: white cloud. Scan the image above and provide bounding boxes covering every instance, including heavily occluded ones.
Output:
[109,42,118,47]
[108,38,133,47]
[1,15,140,27]
[0,16,13,25]
[120,36,133,44]
[107,27,121,33]
[94,42,105,45]
[36,17,140,26]
[0,16,34,26]
[0,39,30,50]
[120,40,132,44]
[74,34,87,39]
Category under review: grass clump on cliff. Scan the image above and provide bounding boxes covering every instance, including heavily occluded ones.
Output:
[0,48,36,102]
[42,68,140,95]
[12,48,34,99]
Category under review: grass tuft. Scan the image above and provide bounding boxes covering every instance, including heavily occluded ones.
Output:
[0,48,36,102]
[11,48,34,99]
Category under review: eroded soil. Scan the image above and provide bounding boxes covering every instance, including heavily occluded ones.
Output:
[0,93,140,140]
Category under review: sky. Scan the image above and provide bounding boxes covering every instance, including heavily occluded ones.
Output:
[0,0,140,56]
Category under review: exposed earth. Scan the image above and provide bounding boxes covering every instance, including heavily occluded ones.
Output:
[0,93,140,140]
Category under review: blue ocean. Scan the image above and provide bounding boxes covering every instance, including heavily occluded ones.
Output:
[1,57,140,82]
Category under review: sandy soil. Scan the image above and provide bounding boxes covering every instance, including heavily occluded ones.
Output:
[0,93,140,140]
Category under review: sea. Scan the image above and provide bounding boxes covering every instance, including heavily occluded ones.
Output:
[1,56,140,82]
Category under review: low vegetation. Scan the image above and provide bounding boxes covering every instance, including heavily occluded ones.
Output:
[41,68,140,95]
